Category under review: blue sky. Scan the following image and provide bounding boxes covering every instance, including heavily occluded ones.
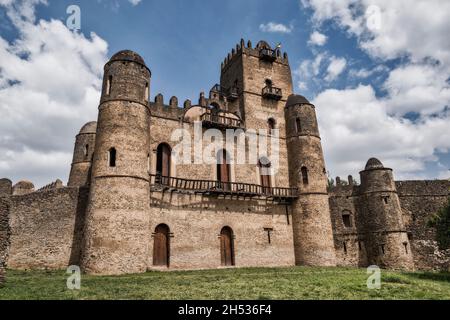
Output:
[0,0,449,187]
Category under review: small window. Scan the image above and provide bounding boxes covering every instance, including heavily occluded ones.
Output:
[358,241,363,251]
[106,75,112,95]
[403,242,408,254]
[108,148,116,167]
[295,118,301,133]
[267,118,276,135]
[84,144,89,157]
[383,196,389,204]
[343,241,347,254]
[145,82,149,101]
[301,166,309,185]
[265,79,273,87]
[342,213,352,228]
[380,244,385,255]
[264,228,273,244]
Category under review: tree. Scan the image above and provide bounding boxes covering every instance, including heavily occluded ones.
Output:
[428,198,450,250]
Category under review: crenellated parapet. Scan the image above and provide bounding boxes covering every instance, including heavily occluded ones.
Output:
[221,38,289,72]
[37,179,64,192]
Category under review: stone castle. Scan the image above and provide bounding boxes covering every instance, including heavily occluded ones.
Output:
[0,39,449,276]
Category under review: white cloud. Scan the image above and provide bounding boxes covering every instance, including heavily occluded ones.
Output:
[308,31,327,46]
[348,65,388,79]
[324,56,347,82]
[128,0,142,5]
[301,0,450,179]
[315,85,450,180]
[259,22,293,34]
[0,0,108,187]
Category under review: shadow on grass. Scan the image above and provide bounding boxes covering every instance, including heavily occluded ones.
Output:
[404,271,450,283]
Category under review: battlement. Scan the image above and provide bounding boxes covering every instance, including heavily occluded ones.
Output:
[221,39,289,72]
[37,179,64,193]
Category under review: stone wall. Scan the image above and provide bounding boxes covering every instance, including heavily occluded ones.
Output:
[7,187,88,270]
[396,180,450,270]
[329,179,450,270]
[0,197,10,286]
[148,191,295,270]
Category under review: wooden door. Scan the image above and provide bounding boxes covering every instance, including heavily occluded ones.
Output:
[217,150,230,191]
[153,224,170,267]
[156,144,171,185]
[220,227,234,266]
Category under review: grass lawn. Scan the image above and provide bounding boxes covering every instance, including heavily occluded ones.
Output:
[1,266,450,300]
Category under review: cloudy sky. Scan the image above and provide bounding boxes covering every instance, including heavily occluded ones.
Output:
[0,0,449,187]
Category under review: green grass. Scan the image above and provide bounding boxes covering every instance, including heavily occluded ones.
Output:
[1,267,450,300]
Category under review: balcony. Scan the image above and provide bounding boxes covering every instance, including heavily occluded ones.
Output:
[210,84,239,101]
[150,174,299,203]
[201,112,242,129]
[259,48,277,62]
[262,86,282,100]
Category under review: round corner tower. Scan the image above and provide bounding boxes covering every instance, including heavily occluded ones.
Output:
[68,121,97,187]
[81,50,152,275]
[284,94,336,266]
[359,158,414,270]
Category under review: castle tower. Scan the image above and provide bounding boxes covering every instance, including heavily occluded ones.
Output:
[220,40,293,128]
[68,122,97,187]
[81,50,152,275]
[359,158,414,270]
[284,94,336,266]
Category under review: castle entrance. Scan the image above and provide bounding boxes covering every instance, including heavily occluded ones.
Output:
[217,150,231,191]
[220,226,235,266]
[153,224,170,267]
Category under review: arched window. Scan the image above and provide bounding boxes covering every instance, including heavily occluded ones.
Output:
[108,148,116,167]
[153,224,170,267]
[265,79,273,87]
[156,143,171,185]
[268,118,276,135]
[106,75,112,95]
[145,82,149,101]
[342,211,352,228]
[217,149,231,191]
[301,166,309,185]
[295,117,301,133]
[258,157,272,193]
[220,226,235,266]
[84,144,89,157]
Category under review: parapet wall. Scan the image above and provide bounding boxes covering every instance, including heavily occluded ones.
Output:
[0,197,10,285]
[7,187,89,270]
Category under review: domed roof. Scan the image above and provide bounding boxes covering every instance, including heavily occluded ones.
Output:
[14,180,35,189]
[110,50,146,65]
[286,94,311,107]
[79,121,97,134]
[256,40,271,49]
[365,158,384,170]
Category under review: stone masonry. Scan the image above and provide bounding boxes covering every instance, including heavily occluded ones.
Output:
[0,40,449,275]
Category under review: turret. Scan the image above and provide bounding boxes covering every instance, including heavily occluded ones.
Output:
[67,122,97,187]
[284,94,336,266]
[358,158,414,270]
[81,50,152,275]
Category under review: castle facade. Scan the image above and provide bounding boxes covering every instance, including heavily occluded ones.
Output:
[0,40,449,275]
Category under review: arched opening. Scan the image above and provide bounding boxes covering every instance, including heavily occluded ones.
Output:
[153,224,170,267]
[265,79,273,88]
[217,149,231,191]
[258,157,272,194]
[301,166,309,185]
[220,226,235,266]
[106,75,112,95]
[108,148,116,167]
[84,144,89,158]
[145,82,149,101]
[295,117,301,133]
[156,143,171,185]
[342,211,352,228]
[267,118,276,135]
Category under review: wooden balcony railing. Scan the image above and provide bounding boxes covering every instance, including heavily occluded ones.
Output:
[259,48,277,62]
[210,84,239,101]
[262,86,282,100]
[201,113,242,129]
[150,174,298,201]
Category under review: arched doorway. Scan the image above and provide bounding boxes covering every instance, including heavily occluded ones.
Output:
[156,143,171,185]
[153,224,170,267]
[258,157,272,194]
[220,226,235,266]
[217,149,231,191]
